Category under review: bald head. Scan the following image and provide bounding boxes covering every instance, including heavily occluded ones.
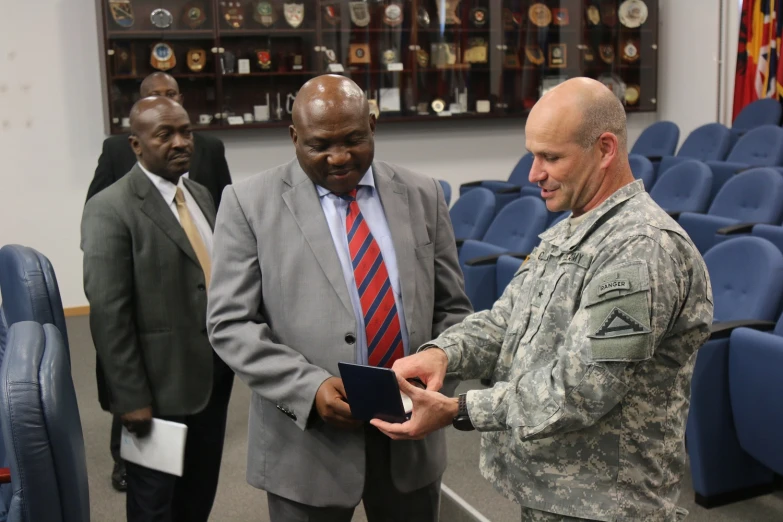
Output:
[129,96,193,182]
[130,96,188,135]
[139,72,182,104]
[533,77,628,152]
[292,74,369,128]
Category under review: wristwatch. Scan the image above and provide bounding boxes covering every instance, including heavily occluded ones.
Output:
[452,393,475,431]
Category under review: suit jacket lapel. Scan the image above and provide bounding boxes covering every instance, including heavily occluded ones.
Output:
[373,163,417,330]
[130,166,201,268]
[281,162,355,317]
[183,177,216,229]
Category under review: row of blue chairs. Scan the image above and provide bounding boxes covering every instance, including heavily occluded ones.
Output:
[0,245,90,522]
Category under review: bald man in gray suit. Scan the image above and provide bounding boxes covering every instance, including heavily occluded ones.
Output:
[207,75,472,521]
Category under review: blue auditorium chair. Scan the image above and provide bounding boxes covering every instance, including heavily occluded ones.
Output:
[459,153,540,212]
[729,315,783,477]
[731,98,782,141]
[0,322,89,522]
[460,197,549,311]
[648,160,713,219]
[438,179,452,206]
[658,123,732,175]
[704,125,783,200]
[449,187,496,244]
[495,255,526,300]
[687,236,783,508]
[677,168,783,253]
[630,121,680,172]
[629,154,655,190]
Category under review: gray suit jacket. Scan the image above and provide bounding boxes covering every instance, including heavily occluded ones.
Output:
[82,165,217,416]
[207,159,472,507]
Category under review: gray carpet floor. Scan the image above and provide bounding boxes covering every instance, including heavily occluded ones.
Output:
[65,316,783,521]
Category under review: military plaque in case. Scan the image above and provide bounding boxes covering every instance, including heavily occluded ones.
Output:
[253,1,277,27]
[384,3,403,26]
[625,84,640,105]
[382,48,399,64]
[183,2,208,28]
[417,6,430,27]
[221,1,245,28]
[284,3,305,28]
[524,46,544,66]
[416,49,429,67]
[150,43,176,71]
[528,3,551,27]
[323,4,340,25]
[463,38,488,64]
[600,3,617,26]
[552,8,569,25]
[548,43,566,68]
[579,45,595,63]
[622,40,640,62]
[586,5,600,25]
[114,45,135,75]
[504,49,520,68]
[431,43,457,67]
[470,7,487,27]
[323,48,339,65]
[437,0,461,25]
[619,0,648,28]
[350,43,371,64]
[256,49,272,70]
[599,44,614,64]
[187,48,207,72]
[151,8,173,28]
[109,0,135,28]
[350,2,371,27]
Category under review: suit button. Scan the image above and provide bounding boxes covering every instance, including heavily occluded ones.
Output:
[345,333,356,344]
[197,284,206,291]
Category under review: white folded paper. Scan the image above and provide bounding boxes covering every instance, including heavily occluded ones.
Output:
[120,418,188,477]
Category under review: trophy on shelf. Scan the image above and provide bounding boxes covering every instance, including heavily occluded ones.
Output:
[114,44,135,75]
[187,49,207,72]
[256,49,272,70]
[275,92,285,120]
[183,2,208,29]
[150,8,173,29]
[252,0,277,27]
[254,93,271,121]
[383,3,403,27]
[150,43,176,71]
[221,1,246,28]
[350,1,371,27]
[464,38,488,64]
[222,50,237,73]
[323,4,340,25]
[109,0,135,28]
[284,3,305,28]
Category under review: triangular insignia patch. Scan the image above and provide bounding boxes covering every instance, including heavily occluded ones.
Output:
[589,307,650,338]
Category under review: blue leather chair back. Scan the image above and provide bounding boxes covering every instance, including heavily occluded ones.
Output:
[449,187,495,241]
[496,255,525,299]
[676,123,732,162]
[630,121,680,158]
[482,196,549,253]
[707,168,783,223]
[506,153,535,187]
[703,236,783,322]
[438,179,452,206]
[0,322,89,522]
[732,98,782,134]
[648,160,713,214]
[0,245,68,356]
[629,154,655,190]
[724,125,783,166]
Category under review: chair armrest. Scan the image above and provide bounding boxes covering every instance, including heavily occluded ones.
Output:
[0,468,9,484]
[666,211,682,219]
[460,181,483,188]
[735,165,766,173]
[465,253,507,266]
[505,252,530,260]
[496,186,521,195]
[709,320,776,339]
[716,223,755,235]
[646,155,663,162]
[455,239,465,248]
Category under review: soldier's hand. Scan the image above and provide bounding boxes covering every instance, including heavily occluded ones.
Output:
[391,348,448,392]
[121,406,153,438]
[370,376,458,440]
[315,377,362,430]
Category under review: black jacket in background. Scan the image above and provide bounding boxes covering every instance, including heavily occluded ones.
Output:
[86,132,232,208]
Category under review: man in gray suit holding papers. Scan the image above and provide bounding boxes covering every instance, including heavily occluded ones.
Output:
[207,74,472,522]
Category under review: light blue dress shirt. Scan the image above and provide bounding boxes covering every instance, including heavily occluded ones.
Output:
[316,167,410,365]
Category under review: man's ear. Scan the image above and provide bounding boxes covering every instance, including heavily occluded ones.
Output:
[597,132,619,169]
[289,125,298,145]
[129,134,142,157]
[369,113,377,135]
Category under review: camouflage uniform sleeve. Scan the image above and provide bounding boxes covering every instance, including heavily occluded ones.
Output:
[419,265,531,381]
[465,234,711,435]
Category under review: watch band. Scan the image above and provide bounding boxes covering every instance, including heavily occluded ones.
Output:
[453,393,475,431]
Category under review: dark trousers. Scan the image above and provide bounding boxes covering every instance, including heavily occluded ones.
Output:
[111,414,122,464]
[125,357,234,522]
[267,426,441,522]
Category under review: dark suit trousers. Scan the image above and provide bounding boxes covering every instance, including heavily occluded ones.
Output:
[125,355,234,522]
[267,425,441,522]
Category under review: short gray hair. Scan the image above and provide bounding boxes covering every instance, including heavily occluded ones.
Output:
[573,92,627,151]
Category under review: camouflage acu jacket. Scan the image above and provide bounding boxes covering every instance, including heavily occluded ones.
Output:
[429,180,713,521]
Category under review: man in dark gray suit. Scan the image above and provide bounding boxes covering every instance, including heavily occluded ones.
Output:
[82,97,233,522]
[207,74,473,522]
[87,71,233,492]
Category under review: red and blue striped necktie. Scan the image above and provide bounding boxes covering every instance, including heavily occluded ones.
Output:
[342,188,404,368]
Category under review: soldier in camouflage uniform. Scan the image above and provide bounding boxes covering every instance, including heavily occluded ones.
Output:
[371,78,714,521]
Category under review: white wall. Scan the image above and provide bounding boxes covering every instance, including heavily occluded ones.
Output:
[0,0,721,307]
